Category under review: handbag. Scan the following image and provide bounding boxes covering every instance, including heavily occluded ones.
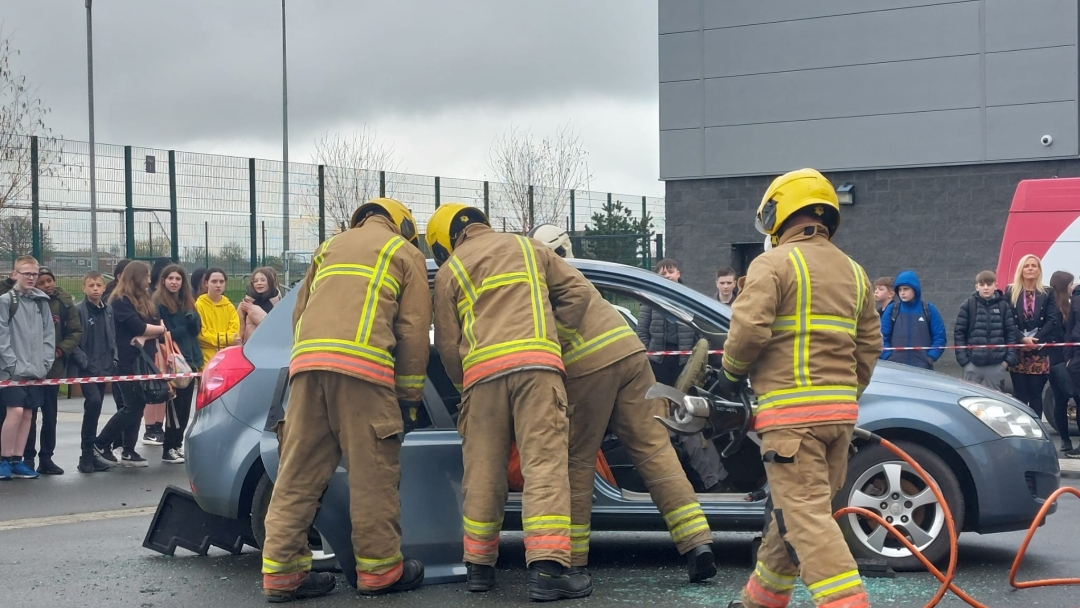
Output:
[134,348,172,404]
[157,332,194,389]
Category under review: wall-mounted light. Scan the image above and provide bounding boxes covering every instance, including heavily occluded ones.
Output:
[836,182,855,205]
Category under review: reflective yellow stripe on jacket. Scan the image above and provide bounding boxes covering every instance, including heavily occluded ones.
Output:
[290,236,406,387]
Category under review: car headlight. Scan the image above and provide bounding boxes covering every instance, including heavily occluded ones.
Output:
[959,396,1044,439]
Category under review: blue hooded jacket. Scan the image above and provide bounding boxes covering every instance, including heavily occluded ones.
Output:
[880,270,947,368]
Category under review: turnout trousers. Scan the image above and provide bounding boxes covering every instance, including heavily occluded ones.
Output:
[741,423,868,608]
[459,369,572,568]
[262,371,406,594]
[565,352,711,566]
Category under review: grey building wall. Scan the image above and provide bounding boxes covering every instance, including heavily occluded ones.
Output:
[659,0,1080,180]
[666,160,1080,353]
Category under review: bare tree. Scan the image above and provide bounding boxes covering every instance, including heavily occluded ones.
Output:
[0,28,59,214]
[308,128,402,237]
[487,123,593,233]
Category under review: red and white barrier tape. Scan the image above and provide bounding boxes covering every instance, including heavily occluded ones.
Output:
[643,342,1080,357]
[0,372,201,388]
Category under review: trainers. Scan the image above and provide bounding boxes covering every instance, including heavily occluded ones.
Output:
[0,459,11,481]
[687,544,717,583]
[78,455,111,473]
[466,563,496,592]
[94,443,119,464]
[121,451,149,467]
[1066,446,1080,459]
[37,458,65,475]
[358,559,425,596]
[528,561,593,602]
[10,459,40,479]
[1062,442,1076,453]
[264,572,337,603]
[163,448,185,464]
[142,431,163,446]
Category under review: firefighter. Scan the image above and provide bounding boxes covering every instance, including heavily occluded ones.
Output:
[428,204,592,602]
[717,169,882,608]
[260,198,431,602]
[533,236,717,582]
[527,224,575,258]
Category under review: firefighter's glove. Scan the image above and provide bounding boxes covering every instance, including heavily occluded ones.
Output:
[399,400,422,434]
[716,369,747,402]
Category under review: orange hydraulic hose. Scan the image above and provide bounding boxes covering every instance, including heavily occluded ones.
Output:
[836,432,1079,608]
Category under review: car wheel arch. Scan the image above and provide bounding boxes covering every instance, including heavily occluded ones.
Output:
[859,427,979,533]
[238,456,267,530]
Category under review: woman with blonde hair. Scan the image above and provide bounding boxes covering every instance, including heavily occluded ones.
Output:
[1005,255,1062,420]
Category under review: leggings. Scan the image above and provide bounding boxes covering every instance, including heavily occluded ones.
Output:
[1010,373,1048,420]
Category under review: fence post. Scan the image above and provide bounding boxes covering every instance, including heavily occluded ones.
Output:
[148,222,154,258]
[379,170,386,198]
[318,164,326,243]
[641,195,647,224]
[125,145,135,259]
[261,221,267,266]
[30,136,41,259]
[569,189,575,233]
[249,158,257,272]
[528,185,534,230]
[655,233,664,260]
[204,221,210,268]
[168,150,179,262]
[434,176,441,208]
[483,181,489,217]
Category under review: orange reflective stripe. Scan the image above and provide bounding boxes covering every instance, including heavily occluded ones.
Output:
[523,535,572,552]
[820,592,870,608]
[746,575,791,608]
[357,562,403,590]
[262,571,308,592]
[289,352,394,385]
[464,536,501,555]
[753,403,859,430]
[462,351,564,387]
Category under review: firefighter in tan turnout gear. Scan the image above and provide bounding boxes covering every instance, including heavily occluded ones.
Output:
[529,225,717,582]
[428,204,592,602]
[260,198,431,602]
[717,169,882,608]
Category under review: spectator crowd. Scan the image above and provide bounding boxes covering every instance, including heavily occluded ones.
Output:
[0,256,282,480]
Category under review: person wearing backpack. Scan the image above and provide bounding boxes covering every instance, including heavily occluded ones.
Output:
[880,270,947,370]
[92,262,167,468]
[954,271,1020,391]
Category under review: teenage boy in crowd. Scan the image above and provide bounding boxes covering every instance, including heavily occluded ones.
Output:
[714,267,738,305]
[954,271,1020,392]
[69,271,117,473]
[880,271,947,370]
[23,267,82,475]
[0,256,55,481]
[874,277,895,315]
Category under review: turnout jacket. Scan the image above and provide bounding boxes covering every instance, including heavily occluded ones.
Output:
[290,215,431,402]
[722,225,882,432]
[434,224,570,390]
[548,263,643,379]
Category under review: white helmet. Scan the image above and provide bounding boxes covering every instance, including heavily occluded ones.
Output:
[527,223,574,258]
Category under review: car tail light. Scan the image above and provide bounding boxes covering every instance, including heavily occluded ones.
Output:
[195,346,254,411]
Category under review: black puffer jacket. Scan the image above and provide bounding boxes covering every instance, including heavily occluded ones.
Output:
[954,291,1020,367]
[636,303,697,364]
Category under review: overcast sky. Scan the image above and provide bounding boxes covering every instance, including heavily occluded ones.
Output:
[2,0,662,196]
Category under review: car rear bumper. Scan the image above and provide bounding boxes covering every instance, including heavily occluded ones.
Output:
[959,436,1060,534]
[185,401,263,519]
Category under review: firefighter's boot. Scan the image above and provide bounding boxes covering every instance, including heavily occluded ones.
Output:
[467,562,496,592]
[687,544,717,583]
[357,559,425,596]
[264,572,337,603]
[528,560,593,602]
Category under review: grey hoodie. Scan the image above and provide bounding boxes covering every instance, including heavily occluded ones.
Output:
[0,287,56,381]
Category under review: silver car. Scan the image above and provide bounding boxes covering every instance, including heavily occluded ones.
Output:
[181,259,1060,587]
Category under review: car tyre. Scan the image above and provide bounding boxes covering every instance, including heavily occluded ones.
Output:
[834,440,964,572]
[251,472,340,573]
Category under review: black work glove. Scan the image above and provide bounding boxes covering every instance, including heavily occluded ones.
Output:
[399,400,423,434]
[715,369,747,402]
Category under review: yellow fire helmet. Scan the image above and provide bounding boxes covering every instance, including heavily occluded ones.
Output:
[425,202,490,266]
[350,197,420,248]
[755,168,840,246]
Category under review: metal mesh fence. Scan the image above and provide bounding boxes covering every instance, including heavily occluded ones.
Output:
[0,135,666,287]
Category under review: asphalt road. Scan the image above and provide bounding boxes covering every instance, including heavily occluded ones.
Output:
[1,398,1078,608]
